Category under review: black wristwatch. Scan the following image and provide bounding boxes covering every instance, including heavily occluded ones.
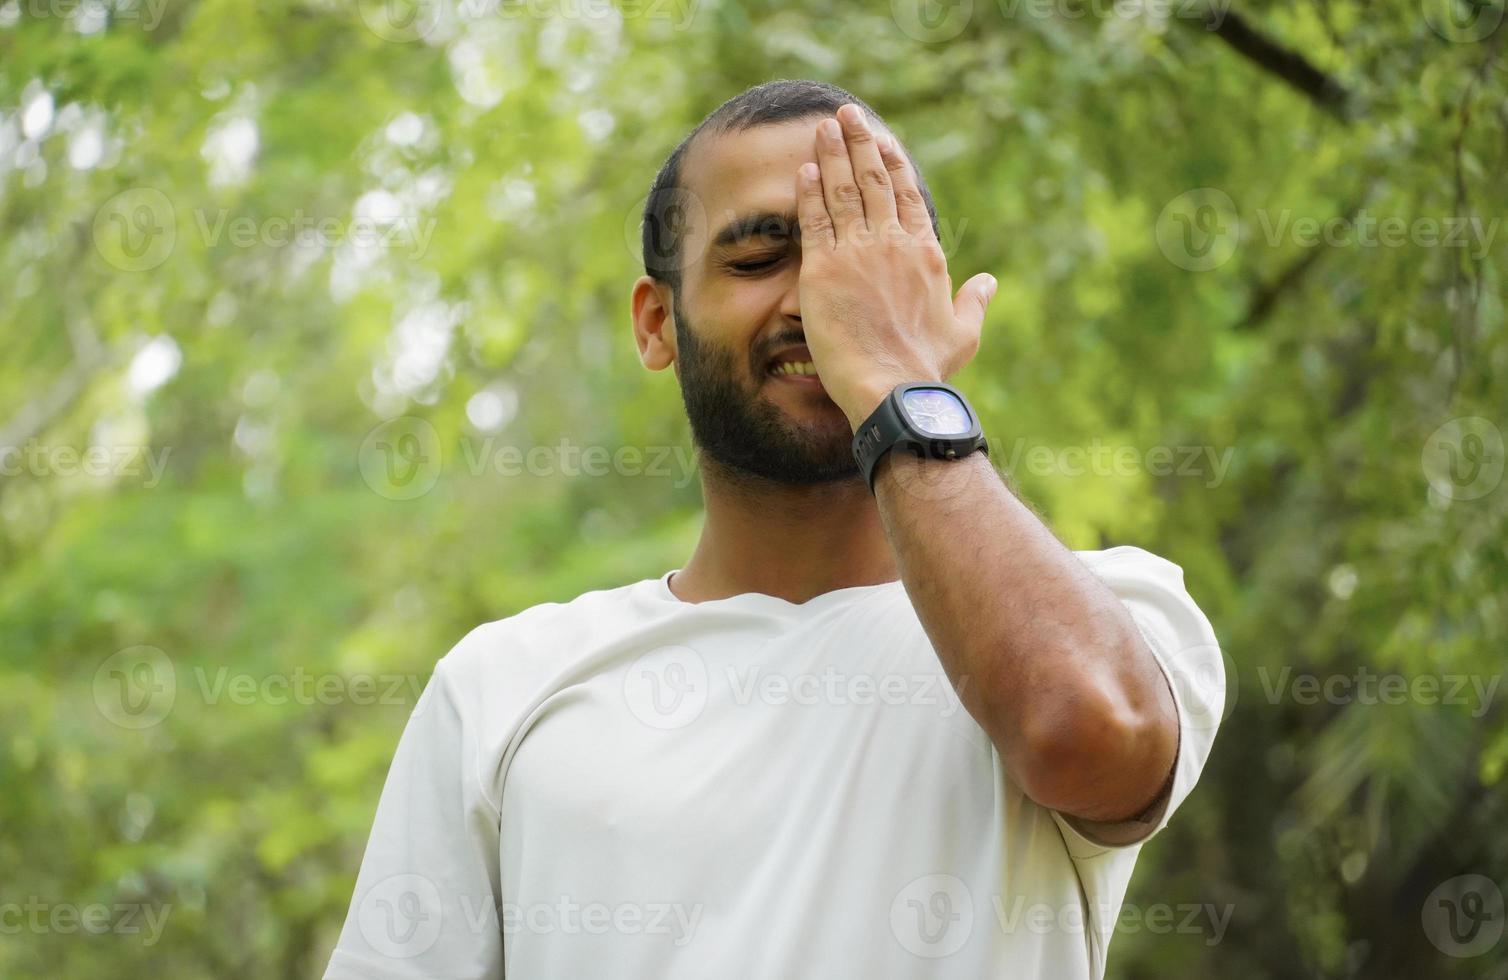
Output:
[851,382,988,493]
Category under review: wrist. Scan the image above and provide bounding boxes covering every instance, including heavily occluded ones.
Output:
[841,374,935,432]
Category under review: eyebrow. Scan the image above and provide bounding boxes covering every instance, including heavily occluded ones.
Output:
[710,209,801,251]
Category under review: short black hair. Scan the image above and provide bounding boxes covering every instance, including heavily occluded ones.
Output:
[640,78,940,289]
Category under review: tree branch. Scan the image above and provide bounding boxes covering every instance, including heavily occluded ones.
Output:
[1187,7,1354,121]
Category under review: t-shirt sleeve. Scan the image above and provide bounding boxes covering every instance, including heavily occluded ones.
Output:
[1047,546,1227,974]
[323,653,505,980]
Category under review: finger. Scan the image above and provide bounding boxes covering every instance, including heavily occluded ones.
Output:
[837,103,896,231]
[953,272,998,334]
[877,131,934,241]
[815,115,865,243]
[795,162,836,253]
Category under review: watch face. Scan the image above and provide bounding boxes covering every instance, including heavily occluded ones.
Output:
[900,387,973,436]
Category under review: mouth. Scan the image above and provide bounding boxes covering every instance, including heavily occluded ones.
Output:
[764,344,825,388]
[768,360,822,383]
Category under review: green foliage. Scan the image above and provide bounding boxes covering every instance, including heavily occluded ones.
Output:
[2,0,1505,975]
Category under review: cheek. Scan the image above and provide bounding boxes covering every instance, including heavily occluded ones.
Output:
[692,278,782,342]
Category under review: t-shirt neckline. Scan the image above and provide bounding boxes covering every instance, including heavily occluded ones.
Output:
[646,568,901,614]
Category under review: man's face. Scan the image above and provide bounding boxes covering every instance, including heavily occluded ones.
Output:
[668,118,865,486]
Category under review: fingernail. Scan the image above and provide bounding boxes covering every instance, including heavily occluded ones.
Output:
[822,119,841,139]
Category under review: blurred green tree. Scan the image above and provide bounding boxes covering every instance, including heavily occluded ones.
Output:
[1,0,1504,975]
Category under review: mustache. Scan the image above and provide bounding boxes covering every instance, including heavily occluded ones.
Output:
[754,330,807,371]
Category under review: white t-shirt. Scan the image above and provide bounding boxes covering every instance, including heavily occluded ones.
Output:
[324,545,1224,980]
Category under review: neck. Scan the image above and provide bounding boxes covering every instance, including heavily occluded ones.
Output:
[668,452,900,604]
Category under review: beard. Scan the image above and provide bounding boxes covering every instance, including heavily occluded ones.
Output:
[672,293,859,486]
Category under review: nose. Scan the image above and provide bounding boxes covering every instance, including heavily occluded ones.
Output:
[778,265,802,324]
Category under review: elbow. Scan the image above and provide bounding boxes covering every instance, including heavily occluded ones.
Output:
[997,662,1179,821]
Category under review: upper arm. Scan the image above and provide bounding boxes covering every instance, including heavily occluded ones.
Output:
[323,657,505,980]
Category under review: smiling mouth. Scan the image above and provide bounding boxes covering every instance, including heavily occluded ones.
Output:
[768,360,819,378]
[764,360,827,391]
[764,341,823,385]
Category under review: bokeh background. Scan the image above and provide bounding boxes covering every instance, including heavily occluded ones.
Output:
[3,0,1507,976]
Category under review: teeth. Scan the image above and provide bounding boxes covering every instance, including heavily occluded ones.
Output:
[772,361,818,377]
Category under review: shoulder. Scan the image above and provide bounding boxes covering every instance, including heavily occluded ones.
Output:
[432,578,649,690]
[1073,544,1186,580]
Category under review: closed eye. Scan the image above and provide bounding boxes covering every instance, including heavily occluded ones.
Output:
[730,256,783,274]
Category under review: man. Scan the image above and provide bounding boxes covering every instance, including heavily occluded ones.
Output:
[324,79,1225,979]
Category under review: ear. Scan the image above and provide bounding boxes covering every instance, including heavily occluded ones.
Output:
[631,275,677,371]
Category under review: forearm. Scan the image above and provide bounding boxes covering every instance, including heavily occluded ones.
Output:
[871,450,1178,822]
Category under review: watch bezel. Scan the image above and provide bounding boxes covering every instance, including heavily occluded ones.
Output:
[851,382,988,492]
[896,383,979,438]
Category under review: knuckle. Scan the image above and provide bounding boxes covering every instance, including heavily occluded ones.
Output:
[832,181,864,207]
[799,213,834,244]
[895,186,926,212]
[858,165,891,190]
